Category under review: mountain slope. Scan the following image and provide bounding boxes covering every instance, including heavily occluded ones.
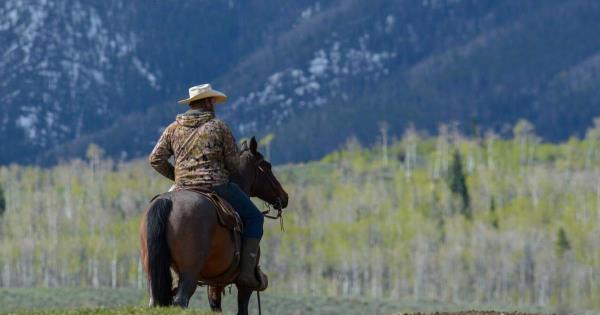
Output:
[3,0,600,165]
[0,0,319,164]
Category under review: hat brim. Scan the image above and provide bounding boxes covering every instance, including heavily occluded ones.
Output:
[178,90,228,105]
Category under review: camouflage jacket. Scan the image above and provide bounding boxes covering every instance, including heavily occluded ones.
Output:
[149,109,239,188]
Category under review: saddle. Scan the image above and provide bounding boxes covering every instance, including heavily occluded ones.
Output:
[174,186,243,232]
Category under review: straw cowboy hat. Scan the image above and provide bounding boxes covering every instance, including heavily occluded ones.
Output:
[178,84,227,105]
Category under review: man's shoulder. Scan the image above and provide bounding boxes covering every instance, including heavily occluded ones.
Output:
[205,118,227,126]
[163,121,179,134]
[204,118,232,132]
[156,122,180,142]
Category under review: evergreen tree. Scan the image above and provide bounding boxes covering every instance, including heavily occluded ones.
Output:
[0,185,5,216]
[447,150,471,219]
[556,227,571,257]
[490,197,498,229]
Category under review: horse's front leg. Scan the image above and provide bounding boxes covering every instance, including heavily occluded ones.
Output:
[236,284,253,315]
[207,285,225,312]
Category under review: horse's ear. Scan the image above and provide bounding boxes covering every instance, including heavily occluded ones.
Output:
[250,136,258,153]
[240,140,248,151]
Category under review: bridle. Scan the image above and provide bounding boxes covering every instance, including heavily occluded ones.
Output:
[248,155,285,230]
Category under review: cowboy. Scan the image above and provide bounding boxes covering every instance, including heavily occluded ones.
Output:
[149,84,266,289]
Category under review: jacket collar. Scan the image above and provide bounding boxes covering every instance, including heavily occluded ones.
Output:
[185,108,214,115]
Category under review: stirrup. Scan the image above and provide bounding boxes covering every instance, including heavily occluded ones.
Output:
[255,266,268,292]
[236,266,268,291]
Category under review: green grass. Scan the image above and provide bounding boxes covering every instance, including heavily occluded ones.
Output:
[0,288,145,312]
[0,287,568,315]
[5,308,217,315]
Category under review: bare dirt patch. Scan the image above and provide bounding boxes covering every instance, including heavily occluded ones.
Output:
[403,312,550,315]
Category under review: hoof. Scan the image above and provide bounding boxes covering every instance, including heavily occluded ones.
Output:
[173,298,189,308]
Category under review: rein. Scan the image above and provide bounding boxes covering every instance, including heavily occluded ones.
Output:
[211,154,281,315]
[247,155,285,315]
[262,201,284,231]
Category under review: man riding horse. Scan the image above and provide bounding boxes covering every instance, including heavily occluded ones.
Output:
[148,83,268,289]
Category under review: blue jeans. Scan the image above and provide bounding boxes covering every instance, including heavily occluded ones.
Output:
[213,182,264,239]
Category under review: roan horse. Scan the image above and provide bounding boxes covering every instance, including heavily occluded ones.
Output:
[139,137,289,314]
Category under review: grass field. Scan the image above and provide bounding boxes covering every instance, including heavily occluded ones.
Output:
[0,287,571,315]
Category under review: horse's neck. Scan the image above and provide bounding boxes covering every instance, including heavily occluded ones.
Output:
[228,173,251,195]
[231,152,253,195]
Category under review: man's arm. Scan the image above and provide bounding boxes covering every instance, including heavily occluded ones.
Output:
[220,121,240,174]
[149,125,175,181]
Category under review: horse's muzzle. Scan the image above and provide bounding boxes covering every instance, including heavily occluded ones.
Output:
[281,191,289,209]
[275,192,289,210]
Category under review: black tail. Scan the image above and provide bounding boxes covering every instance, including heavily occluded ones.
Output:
[146,198,173,306]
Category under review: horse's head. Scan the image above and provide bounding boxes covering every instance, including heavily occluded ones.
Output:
[235,137,289,210]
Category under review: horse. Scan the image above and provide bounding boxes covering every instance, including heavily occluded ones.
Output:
[139,137,289,314]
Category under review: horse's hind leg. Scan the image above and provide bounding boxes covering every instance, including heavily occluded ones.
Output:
[236,284,253,315]
[173,272,198,308]
[207,285,225,312]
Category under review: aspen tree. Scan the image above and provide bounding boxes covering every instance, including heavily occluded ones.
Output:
[379,122,389,166]
[402,125,418,180]
[259,133,275,161]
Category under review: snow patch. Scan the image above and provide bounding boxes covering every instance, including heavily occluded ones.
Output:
[309,50,329,76]
[133,57,160,90]
[299,2,321,21]
[226,36,397,133]
[385,15,395,33]
[17,110,38,141]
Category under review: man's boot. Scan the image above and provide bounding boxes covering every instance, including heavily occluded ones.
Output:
[238,238,268,290]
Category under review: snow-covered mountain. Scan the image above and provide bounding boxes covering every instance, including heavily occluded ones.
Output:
[0,0,161,162]
[0,0,322,164]
[3,0,600,165]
